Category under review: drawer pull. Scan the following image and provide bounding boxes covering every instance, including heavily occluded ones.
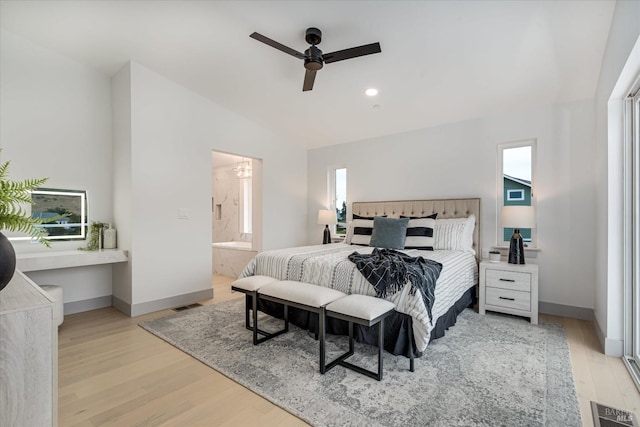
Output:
[499,296,515,301]
[499,278,515,282]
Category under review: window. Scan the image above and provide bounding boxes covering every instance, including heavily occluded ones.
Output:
[624,74,640,387]
[498,141,536,246]
[507,189,525,201]
[329,167,347,235]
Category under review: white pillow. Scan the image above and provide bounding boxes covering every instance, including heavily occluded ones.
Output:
[434,214,475,253]
[404,217,436,250]
[349,219,374,246]
[345,221,354,244]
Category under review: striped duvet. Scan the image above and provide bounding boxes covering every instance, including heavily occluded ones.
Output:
[240,243,478,351]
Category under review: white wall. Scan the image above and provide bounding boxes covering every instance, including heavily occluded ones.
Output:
[308,100,596,311]
[111,63,133,307]
[1,30,307,316]
[594,0,640,355]
[113,62,307,315]
[0,30,114,308]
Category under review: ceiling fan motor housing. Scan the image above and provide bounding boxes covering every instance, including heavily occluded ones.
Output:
[305,27,322,45]
[304,45,324,70]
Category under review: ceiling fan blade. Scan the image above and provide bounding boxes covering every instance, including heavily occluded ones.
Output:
[250,32,306,59]
[302,69,316,91]
[323,42,381,64]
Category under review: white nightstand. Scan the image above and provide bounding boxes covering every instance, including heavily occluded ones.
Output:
[479,261,539,325]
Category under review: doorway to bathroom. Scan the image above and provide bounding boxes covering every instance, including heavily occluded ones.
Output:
[211,151,261,279]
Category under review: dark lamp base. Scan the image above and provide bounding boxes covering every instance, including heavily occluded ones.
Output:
[508,229,526,264]
[322,225,331,244]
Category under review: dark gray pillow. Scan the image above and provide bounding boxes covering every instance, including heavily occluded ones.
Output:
[369,217,409,249]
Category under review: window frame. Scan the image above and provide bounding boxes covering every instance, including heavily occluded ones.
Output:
[497,139,537,247]
[506,189,525,201]
[328,165,347,235]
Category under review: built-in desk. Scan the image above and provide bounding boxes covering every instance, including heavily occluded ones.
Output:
[16,249,128,272]
[0,270,58,426]
[15,249,129,315]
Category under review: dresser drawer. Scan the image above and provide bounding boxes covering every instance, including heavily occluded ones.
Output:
[485,287,531,312]
[485,269,531,292]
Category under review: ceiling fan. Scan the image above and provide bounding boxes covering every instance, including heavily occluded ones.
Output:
[250,27,381,92]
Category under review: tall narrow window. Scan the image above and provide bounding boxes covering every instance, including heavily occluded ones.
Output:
[330,167,347,235]
[624,76,640,388]
[498,141,536,246]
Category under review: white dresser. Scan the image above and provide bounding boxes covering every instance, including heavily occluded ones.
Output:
[479,260,539,325]
[0,270,58,426]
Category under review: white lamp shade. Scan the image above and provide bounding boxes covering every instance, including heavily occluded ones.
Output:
[501,206,536,229]
[317,209,337,225]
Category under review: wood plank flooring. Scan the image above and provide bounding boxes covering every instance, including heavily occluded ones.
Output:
[57,276,640,426]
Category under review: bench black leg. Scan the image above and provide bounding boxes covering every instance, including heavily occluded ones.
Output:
[324,321,354,373]
[252,291,259,345]
[377,320,384,380]
[253,300,289,345]
[325,320,385,381]
[410,357,415,372]
[319,307,326,374]
[349,322,354,353]
[245,295,251,330]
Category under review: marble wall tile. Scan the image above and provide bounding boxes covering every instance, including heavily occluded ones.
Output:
[212,248,257,277]
[212,167,240,243]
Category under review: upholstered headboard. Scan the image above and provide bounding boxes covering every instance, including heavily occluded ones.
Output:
[352,198,481,261]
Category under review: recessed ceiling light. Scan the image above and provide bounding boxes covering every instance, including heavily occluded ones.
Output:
[365,88,378,97]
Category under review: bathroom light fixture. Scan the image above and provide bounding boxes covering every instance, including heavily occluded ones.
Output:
[233,159,252,178]
[365,88,378,96]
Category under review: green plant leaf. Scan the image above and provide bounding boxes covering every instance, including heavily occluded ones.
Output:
[0,148,65,247]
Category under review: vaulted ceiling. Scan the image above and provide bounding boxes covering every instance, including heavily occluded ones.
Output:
[0,1,615,148]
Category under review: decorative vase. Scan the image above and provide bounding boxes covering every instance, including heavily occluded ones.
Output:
[0,231,16,292]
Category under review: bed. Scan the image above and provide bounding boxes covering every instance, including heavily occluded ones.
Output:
[239,198,480,359]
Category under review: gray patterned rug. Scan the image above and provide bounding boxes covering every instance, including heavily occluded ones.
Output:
[139,298,582,427]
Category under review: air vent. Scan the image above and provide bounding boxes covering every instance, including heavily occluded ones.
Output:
[591,401,638,427]
[172,303,202,312]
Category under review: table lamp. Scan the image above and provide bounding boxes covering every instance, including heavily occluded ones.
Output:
[317,209,337,244]
[501,206,536,264]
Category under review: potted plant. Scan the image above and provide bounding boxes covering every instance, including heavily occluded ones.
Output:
[0,149,58,291]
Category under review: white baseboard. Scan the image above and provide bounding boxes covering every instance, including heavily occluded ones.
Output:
[538,301,594,321]
[594,316,624,357]
[113,288,214,317]
[64,295,112,315]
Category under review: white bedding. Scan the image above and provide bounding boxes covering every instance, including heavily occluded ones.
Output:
[240,243,478,351]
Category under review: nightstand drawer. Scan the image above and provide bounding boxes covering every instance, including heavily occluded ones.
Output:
[485,287,531,311]
[485,269,531,292]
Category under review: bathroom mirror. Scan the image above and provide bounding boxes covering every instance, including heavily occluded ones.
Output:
[7,188,87,242]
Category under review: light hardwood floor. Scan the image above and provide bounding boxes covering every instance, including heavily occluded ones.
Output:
[57,276,640,427]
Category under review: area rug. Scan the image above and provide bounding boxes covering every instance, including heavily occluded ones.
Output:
[139,298,582,427]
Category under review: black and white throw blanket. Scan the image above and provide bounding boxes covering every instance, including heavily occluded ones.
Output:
[348,248,442,324]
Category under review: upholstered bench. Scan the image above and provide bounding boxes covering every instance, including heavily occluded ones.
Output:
[231,275,280,344]
[257,280,346,373]
[324,294,396,381]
